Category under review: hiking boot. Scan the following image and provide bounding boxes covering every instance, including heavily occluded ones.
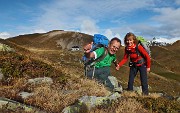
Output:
[142,92,149,96]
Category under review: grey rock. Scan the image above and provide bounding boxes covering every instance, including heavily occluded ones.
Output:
[27,77,53,85]
[62,92,121,113]
[18,92,34,99]
[108,76,123,93]
[176,97,180,101]
[0,68,4,80]
[133,86,142,95]
[0,97,46,113]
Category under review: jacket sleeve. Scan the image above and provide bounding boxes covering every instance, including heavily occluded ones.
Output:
[118,49,129,67]
[138,45,151,68]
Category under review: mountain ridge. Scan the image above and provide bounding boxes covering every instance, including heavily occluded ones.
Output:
[6,30,93,50]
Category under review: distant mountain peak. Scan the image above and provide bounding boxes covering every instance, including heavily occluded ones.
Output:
[148,37,180,46]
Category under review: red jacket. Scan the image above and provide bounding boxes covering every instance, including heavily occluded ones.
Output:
[118,44,151,68]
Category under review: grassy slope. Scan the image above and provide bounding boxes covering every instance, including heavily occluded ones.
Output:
[0,40,110,112]
[5,33,180,95]
[0,33,180,112]
[150,45,180,81]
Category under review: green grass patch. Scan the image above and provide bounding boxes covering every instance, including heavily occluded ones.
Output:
[157,72,180,82]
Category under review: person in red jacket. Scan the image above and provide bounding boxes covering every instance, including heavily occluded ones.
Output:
[116,32,151,95]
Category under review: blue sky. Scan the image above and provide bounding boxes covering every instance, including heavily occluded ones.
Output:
[0,0,180,42]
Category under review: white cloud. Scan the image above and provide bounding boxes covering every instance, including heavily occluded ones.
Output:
[175,0,180,5]
[104,29,113,40]
[32,29,46,33]
[80,19,99,35]
[125,7,180,39]
[30,0,154,35]
[154,37,180,44]
[104,29,122,40]
[153,8,180,25]
[0,32,11,39]
[3,0,180,42]
[151,8,180,38]
[119,7,180,41]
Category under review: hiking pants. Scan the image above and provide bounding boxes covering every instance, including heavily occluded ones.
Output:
[128,64,148,95]
[86,66,114,91]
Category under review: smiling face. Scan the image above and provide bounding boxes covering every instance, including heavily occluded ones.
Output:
[124,32,137,47]
[108,40,121,55]
[126,36,134,46]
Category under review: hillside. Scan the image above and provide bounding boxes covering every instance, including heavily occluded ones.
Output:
[7,30,93,50]
[0,30,180,112]
[150,42,180,81]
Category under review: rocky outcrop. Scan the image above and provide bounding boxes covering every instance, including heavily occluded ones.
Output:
[62,92,121,113]
[0,97,46,113]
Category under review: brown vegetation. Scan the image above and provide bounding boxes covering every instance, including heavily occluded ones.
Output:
[0,31,180,112]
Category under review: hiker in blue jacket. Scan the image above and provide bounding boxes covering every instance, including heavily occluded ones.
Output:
[83,37,122,92]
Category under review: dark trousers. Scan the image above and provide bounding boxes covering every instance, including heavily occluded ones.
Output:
[86,66,114,91]
[128,64,148,95]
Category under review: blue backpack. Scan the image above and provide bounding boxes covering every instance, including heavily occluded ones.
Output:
[92,34,109,49]
[82,34,109,66]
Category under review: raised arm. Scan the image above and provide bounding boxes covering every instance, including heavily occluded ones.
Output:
[83,42,95,59]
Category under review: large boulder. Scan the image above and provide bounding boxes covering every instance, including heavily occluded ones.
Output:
[62,92,121,113]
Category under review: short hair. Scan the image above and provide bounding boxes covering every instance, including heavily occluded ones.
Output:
[110,37,121,45]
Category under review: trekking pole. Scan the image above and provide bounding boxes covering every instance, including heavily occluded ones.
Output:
[85,66,87,77]
[92,66,95,79]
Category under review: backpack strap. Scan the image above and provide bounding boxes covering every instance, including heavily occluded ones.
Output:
[135,43,146,64]
[135,42,141,57]
[127,43,145,64]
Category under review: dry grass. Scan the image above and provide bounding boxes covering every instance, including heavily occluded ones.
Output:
[0,43,110,112]
[122,90,164,99]
[1,34,180,112]
[0,78,27,99]
[148,93,163,99]
[122,90,139,97]
[115,98,149,113]
[89,91,165,113]
[90,97,149,113]
[24,78,109,112]
[65,77,110,96]
[0,77,109,112]
[25,85,77,112]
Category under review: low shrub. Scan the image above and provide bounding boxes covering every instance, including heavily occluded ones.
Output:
[137,97,180,112]
[0,52,62,83]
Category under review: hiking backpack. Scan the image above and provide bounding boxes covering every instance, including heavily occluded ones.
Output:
[82,34,109,66]
[126,36,151,66]
[136,36,151,57]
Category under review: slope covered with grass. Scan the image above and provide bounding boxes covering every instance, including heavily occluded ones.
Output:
[0,31,179,112]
